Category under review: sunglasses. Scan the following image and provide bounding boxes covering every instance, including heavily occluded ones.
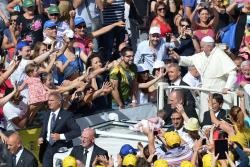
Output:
[181,24,190,28]
[50,13,59,17]
[157,8,165,11]
[48,26,57,30]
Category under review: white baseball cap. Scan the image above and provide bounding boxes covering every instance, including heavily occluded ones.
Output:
[137,64,149,72]
[149,26,161,35]
[153,60,165,69]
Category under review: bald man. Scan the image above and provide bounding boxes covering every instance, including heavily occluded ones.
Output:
[70,128,108,167]
[164,90,198,124]
[7,132,38,167]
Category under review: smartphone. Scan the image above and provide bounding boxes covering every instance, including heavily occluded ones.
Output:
[165,33,171,42]
[16,55,22,61]
[202,138,206,145]
[214,139,228,160]
[153,130,159,136]
[76,91,83,97]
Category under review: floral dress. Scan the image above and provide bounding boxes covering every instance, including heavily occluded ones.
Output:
[16,14,46,46]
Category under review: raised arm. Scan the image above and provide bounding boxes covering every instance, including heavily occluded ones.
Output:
[176,104,189,122]
[226,1,237,15]
[32,47,55,64]
[91,21,125,38]
[209,7,219,28]
[0,60,20,86]
[0,85,17,106]
[73,0,84,9]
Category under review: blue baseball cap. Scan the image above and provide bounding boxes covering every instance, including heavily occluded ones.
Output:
[119,144,137,157]
[16,41,30,50]
[43,20,57,29]
[74,17,86,26]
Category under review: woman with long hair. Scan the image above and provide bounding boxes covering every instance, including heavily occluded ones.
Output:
[190,5,219,41]
[151,1,174,37]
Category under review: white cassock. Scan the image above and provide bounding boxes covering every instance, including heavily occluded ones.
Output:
[179,47,237,121]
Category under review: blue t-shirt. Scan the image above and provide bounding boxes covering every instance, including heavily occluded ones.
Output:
[55,54,84,84]
[244,117,250,128]
[182,0,197,16]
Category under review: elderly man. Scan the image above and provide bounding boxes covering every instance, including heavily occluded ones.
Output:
[7,132,38,167]
[171,36,237,121]
[70,128,108,167]
[134,26,179,73]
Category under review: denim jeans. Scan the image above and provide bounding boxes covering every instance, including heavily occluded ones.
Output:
[100,26,126,62]
[87,17,102,53]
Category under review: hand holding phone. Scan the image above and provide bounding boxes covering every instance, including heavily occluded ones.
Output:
[214,139,228,160]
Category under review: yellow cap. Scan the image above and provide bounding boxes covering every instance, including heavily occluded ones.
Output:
[180,161,194,167]
[63,156,77,167]
[163,131,181,147]
[154,159,168,167]
[122,154,137,166]
[95,165,105,167]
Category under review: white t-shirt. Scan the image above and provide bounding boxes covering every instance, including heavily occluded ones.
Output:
[3,101,27,131]
[10,58,32,103]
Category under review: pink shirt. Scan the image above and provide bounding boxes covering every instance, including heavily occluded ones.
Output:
[25,77,48,105]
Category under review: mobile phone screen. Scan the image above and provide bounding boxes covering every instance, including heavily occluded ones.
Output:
[214,139,228,160]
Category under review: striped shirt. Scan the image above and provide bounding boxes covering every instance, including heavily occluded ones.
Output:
[102,0,125,25]
[156,144,193,167]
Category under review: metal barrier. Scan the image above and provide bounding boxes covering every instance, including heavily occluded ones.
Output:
[157,82,239,111]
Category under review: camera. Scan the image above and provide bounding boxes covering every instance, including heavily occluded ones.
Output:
[76,91,83,97]
[153,130,159,136]
[17,55,22,61]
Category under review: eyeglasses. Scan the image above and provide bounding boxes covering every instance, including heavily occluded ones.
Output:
[157,8,165,11]
[50,13,59,17]
[181,24,190,28]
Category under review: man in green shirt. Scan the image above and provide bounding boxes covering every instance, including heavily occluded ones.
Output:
[110,47,138,109]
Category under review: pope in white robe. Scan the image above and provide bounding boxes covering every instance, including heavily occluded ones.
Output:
[172,36,237,121]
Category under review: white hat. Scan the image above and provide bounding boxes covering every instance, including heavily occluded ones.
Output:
[201,36,215,43]
[63,29,74,38]
[184,117,200,131]
[137,64,149,72]
[153,60,165,69]
[149,26,161,35]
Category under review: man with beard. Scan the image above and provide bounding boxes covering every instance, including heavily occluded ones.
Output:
[109,47,138,109]
[134,26,179,73]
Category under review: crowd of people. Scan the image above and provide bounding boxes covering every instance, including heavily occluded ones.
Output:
[0,0,250,166]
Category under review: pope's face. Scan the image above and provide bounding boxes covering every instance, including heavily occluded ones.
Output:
[200,42,214,55]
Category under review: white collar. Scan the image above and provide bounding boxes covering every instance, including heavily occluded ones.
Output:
[172,77,182,86]
[51,108,60,118]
